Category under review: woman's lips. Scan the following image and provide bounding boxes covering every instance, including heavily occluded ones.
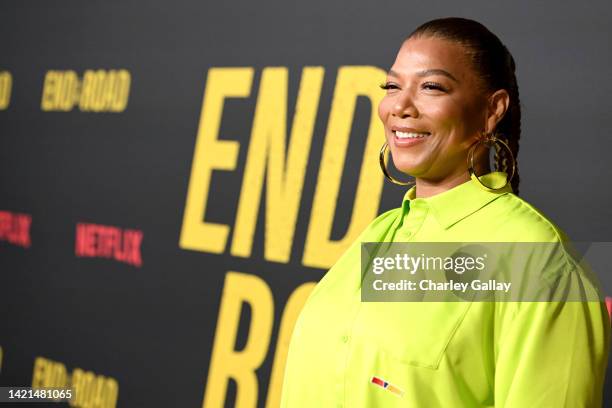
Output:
[392,130,431,147]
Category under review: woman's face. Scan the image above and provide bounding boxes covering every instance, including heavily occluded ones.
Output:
[378,35,489,182]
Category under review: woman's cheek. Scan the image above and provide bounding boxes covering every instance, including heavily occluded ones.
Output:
[423,100,456,121]
[378,97,394,122]
[432,107,467,136]
[377,100,386,122]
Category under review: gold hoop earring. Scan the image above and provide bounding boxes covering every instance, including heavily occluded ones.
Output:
[379,141,415,186]
[467,131,516,191]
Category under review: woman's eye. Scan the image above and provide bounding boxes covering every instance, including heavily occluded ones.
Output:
[422,82,446,91]
[379,82,399,90]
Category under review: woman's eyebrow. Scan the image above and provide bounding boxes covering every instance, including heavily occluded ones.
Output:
[387,68,459,83]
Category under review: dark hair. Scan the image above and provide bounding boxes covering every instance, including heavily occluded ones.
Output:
[407,17,521,195]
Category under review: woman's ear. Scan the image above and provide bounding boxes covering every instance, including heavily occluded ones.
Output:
[485,89,510,133]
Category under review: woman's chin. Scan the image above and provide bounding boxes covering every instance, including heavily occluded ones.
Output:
[388,167,419,181]
[392,161,424,177]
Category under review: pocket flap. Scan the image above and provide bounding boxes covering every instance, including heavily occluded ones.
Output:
[355,302,472,369]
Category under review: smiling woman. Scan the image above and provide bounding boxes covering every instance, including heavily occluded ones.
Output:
[378,30,518,198]
[280,17,610,408]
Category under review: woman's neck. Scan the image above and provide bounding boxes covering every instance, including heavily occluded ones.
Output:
[415,171,472,199]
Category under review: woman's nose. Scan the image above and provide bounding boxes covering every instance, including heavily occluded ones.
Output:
[391,92,419,118]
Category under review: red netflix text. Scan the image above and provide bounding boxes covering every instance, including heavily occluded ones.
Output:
[75,222,143,267]
[0,210,32,248]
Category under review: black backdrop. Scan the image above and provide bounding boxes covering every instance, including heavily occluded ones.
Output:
[1,1,611,406]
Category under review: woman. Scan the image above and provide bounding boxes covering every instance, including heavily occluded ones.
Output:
[280,17,610,407]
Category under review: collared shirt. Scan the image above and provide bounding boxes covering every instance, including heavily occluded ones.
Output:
[280,171,610,407]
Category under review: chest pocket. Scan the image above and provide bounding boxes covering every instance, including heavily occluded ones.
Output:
[354,301,472,369]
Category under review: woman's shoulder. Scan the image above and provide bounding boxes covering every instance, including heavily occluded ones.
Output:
[479,194,603,301]
[364,207,402,232]
[480,192,570,243]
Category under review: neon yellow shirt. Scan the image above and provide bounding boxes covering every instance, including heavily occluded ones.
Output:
[280,171,610,407]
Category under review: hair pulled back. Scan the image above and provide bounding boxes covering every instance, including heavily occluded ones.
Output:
[408,17,522,195]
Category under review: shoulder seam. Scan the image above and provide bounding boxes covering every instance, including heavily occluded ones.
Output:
[504,194,574,269]
[505,194,565,241]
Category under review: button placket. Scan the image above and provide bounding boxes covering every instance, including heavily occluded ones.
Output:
[333,289,362,407]
[397,200,428,240]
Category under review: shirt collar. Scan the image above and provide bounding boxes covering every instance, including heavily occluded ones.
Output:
[401,171,513,229]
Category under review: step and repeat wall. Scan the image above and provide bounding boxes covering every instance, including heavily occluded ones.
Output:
[1,1,611,407]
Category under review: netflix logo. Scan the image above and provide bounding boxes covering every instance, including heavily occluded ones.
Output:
[75,222,143,267]
[0,210,32,248]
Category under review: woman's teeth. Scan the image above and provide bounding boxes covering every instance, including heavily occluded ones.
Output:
[395,131,430,139]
